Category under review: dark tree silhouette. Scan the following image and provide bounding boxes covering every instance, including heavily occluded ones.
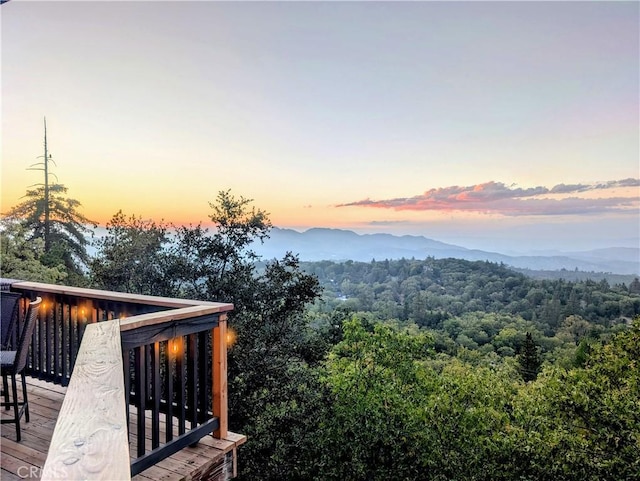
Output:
[518,332,541,382]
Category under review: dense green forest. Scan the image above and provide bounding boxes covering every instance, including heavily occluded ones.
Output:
[2,186,639,480]
[511,267,638,285]
[303,257,640,326]
[302,258,640,365]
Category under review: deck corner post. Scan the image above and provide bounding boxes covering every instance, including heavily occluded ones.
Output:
[213,314,228,439]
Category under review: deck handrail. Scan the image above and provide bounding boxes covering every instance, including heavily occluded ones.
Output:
[8,281,233,386]
[11,280,233,309]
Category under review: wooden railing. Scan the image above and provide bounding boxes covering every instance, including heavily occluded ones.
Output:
[120,307,229,476]
[4,280,234,480]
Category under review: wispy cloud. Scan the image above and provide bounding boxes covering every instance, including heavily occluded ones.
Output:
[337,179,640,216]
[367,220,413,226]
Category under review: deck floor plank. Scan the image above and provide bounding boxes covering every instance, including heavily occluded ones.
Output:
[1,468,24,481]
[1,377,245,481]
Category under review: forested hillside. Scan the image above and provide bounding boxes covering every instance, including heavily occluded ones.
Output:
[304,257,638,331]
[511,267,637,285]
[293,258,640,481]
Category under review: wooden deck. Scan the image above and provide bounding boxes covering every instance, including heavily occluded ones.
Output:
[1,377,246,481]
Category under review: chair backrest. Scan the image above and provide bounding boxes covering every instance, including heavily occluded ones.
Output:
[1,292,23,349]
[13,297,42,374]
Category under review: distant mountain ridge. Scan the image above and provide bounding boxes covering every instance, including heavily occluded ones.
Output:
[252,227,640,276]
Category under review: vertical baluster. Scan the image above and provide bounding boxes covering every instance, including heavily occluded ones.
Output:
[78,306,86,349]
[74,303,81,369]
[187,334,197,429]
[135,345,146,457]
[45,296,54,378]
[38,300,46,378]
[68,304,77,386]
[165,339,174,442]
[124,348,131,442]
[61,301,68,383]
[92,302,98,322]
[23,297,30,371]
[151,342,160,449]
[60,298,73,384]
[27,299,36,374]
[53,298,62,382]
[145,344,152,417]
[177,337,186,435]
[198,331,208,423]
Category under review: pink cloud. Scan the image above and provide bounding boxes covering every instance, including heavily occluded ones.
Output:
[336,179,640,216]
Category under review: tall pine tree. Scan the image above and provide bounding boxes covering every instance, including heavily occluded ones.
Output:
[518,332,541,382]
[3,118,96,282]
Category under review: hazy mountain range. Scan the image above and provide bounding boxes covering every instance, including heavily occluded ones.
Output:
[253,228,640,276]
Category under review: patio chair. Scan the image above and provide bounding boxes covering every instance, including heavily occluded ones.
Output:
[1,292,23,350]
[1,297,42,441]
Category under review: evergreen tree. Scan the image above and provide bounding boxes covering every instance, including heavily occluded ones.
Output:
[518,332,541,382]
[3,119,96,282]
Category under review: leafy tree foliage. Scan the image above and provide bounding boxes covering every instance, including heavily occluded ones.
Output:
[167,190,272,302]
[0,219,67,283]
[512,319,640,480]
[172,192,321,480]
[90,191,323,480]
[4,182,95,282]
[90,211,174,295]
[318,317,435,481]
[313,316,639,481]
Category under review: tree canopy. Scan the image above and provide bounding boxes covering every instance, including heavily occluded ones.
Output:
[0,220,67,284]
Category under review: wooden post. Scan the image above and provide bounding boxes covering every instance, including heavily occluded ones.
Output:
[212,314,228,439]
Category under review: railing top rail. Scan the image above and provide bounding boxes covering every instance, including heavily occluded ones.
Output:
[9,280,234,311]
[41,320,130,481]
[119,305,228,332]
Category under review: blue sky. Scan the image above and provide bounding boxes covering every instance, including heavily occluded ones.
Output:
[2,0,638,253]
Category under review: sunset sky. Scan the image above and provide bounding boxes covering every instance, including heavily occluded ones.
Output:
[2,1,639,253]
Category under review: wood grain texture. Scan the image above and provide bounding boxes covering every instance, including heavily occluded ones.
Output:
[2,377,247,481]
[11,281,233,310]
[119,305,232,332]
[41,320,130,481]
